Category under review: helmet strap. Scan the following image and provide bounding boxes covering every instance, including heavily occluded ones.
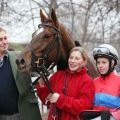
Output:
[100,58,115,76]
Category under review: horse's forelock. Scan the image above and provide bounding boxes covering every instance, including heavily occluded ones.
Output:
[33,28,44,37]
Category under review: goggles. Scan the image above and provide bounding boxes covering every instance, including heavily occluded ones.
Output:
[93,47,110,57]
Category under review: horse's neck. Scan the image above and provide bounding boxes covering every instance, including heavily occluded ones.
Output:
[56,24,75,70]
[59,24,75,58]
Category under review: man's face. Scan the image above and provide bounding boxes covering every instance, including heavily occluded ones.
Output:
[0,31,8,53]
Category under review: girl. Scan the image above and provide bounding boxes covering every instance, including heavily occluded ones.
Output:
[36,47,94,120]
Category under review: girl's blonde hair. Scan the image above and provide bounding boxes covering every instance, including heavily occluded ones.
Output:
[69,47,88,61]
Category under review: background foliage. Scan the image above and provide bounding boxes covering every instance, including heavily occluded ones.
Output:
[0,0,120,56]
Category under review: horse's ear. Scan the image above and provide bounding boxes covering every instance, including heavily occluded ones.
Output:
[51,8,59,27]
[40,9,47,23]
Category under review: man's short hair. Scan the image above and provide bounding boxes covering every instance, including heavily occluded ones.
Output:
[0,27,6,33]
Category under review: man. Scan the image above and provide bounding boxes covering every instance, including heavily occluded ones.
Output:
[0,27,42,120]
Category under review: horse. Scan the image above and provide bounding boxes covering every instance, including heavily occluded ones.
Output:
[15,8,100,120]
[16,8,98,79]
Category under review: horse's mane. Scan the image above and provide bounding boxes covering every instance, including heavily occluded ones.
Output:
[59,23,81,49]
[56,23,76,70]
[60,24,75,46]
[59,24,75,55]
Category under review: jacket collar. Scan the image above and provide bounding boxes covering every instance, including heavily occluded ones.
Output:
[100,71,117,80]
[66,67,87,75]
[8,51,17,80]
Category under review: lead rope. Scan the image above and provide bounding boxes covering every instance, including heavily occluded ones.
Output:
[40,73,58,120]
[62,72,80,120]
[55,72,67,120]
[62,72,67,95]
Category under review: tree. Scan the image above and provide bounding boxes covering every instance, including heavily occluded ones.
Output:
[0,0,120,54]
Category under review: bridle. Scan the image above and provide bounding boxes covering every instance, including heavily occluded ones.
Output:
[29,23,61,87]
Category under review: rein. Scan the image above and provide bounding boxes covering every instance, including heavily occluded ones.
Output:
[29,23,61,120]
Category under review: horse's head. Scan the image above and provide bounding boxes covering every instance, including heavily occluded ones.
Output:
[16,8,75,73]
[16,8,99,78]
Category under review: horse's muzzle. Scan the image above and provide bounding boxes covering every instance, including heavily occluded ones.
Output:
[16,58,30,73]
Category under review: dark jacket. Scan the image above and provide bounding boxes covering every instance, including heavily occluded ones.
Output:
[8,51,42,120]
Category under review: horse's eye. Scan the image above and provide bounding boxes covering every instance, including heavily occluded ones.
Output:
[44,34,51,38]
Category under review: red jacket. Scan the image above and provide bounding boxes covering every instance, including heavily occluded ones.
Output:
[93,71,120,119]
[36,68,94,120]
[93,71,120,111]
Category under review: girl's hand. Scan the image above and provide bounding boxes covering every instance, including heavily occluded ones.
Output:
[49,93,60,103]
[38,78,45,87]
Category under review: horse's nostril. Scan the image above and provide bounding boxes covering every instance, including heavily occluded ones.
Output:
[16,59,19,65]
[21,59,25,64]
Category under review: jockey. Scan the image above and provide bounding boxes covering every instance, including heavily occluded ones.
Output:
[92,44,120,120]
[81,44,120,120]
